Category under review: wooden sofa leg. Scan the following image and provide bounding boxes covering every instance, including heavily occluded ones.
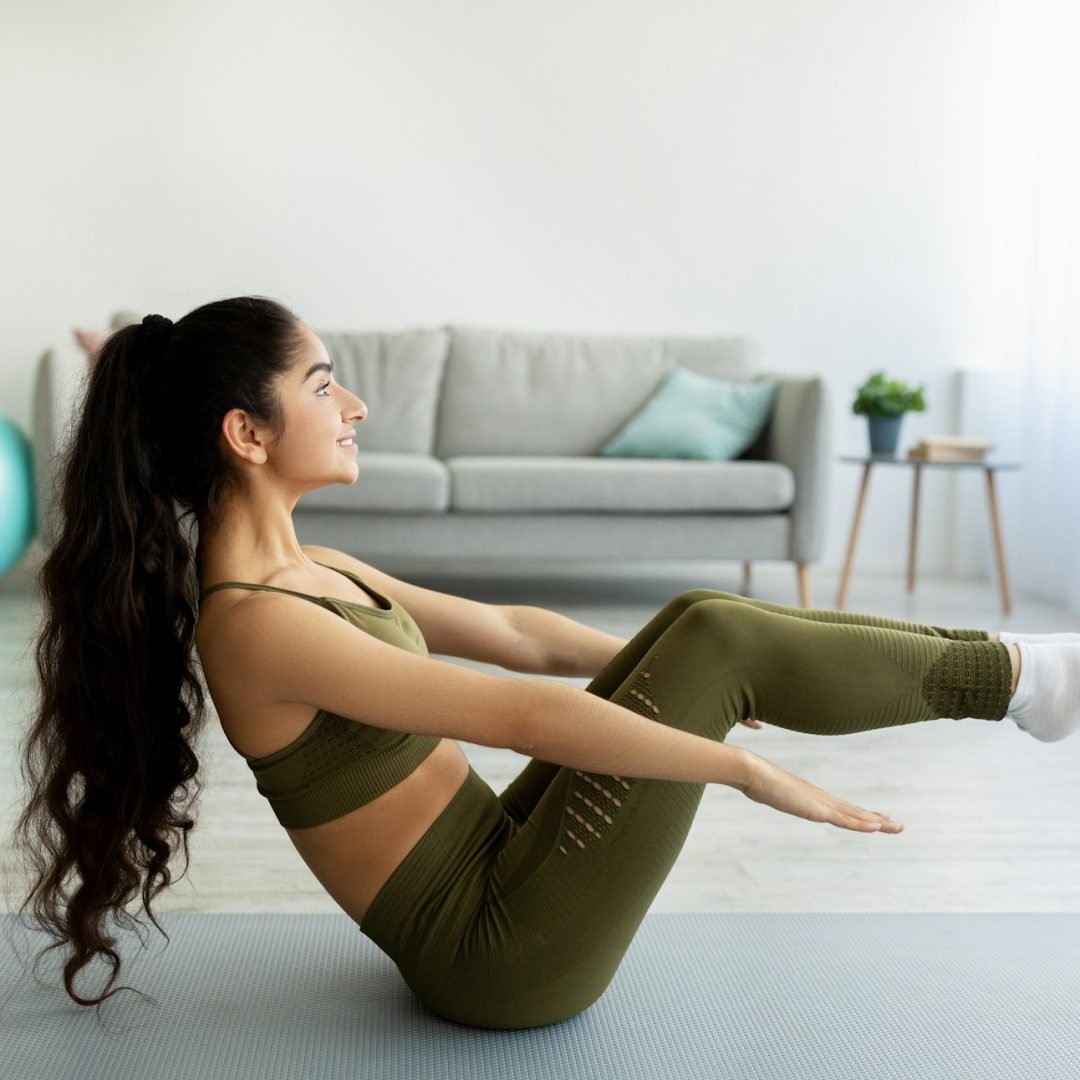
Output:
[795,562,812,609]
[741,560,752,594]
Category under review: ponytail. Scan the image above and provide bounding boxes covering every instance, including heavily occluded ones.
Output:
[6,296,306,1015]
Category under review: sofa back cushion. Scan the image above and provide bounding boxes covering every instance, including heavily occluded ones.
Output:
[435,326,761,458]
[319,329,449,454]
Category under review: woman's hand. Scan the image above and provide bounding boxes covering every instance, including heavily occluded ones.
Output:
[739,717,765,729]
[737,750,905,834]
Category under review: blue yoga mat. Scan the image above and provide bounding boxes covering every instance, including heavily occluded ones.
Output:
[3,911,1079,1080]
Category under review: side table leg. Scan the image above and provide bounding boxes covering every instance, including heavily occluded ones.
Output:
[907,463,922,593]
[795,563,812,609]
[985,468,1013,616]
[836,463,873,609]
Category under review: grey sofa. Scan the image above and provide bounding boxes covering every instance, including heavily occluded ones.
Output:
[33,314,831,606]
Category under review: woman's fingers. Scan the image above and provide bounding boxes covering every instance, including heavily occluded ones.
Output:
[829,794,900,830]
[837,810,880,831]
[834,797,894,822]
[835,806,904,833]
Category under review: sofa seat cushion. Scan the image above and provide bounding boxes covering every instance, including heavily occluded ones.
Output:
[296,452,450,512]
[446,457,795,513]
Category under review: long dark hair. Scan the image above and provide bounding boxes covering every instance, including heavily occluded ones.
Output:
[5,295,308,1015]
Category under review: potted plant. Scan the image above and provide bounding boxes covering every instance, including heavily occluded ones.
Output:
[852,371,927,455]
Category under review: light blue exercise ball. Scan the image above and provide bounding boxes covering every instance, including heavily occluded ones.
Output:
[0,409,37,578]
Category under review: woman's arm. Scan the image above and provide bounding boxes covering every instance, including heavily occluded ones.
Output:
[516,680,903,833]
[516,678,752,787]
[510,605,630,677]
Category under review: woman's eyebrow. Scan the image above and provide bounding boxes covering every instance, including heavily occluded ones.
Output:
[302,361,333,382]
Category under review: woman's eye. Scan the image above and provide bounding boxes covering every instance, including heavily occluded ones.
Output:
[317,381,331,396]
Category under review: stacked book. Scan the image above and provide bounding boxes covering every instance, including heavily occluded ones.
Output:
[907,435,994,462]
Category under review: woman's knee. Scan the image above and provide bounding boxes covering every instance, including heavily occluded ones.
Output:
[677,594,745,619]
[668,587,742,614]
[671,595,758,644]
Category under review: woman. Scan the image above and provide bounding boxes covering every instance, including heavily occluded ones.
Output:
[11,296,1076,1030]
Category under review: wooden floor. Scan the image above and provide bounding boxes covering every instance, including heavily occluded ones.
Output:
[3,559,1080,918]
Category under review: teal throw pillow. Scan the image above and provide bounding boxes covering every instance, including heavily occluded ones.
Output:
[598,367,778,460]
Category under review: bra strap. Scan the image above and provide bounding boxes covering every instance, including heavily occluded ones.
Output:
[200,562,371,605]
[199,581,327,607]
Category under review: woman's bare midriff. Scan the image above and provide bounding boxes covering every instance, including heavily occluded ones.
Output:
[196,563,473,927]
[280,735,470,927]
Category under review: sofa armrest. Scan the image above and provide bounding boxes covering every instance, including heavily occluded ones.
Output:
[760,374,832,564]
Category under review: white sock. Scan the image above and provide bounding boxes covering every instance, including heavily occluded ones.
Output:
[1006,641,1080,742]
[998,630,1080,645]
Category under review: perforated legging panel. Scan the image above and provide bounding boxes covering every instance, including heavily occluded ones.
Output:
[559,770,633,854]
[556,662,657,855]
[359,589,1010,1030]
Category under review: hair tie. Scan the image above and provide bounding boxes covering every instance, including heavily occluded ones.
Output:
[141,313,175,351]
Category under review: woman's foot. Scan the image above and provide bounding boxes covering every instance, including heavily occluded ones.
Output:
[1005,641,1080,742]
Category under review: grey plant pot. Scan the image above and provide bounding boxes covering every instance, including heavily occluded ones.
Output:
[867,415,903,455]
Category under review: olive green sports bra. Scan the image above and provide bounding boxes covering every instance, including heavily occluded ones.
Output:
[199,561,441,829]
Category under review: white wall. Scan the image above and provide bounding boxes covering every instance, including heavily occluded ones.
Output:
[0,0,1006,577]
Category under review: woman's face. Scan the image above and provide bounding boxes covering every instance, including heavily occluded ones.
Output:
[278,322,367,486]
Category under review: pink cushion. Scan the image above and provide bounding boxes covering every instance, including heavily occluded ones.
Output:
[72,327,115,368]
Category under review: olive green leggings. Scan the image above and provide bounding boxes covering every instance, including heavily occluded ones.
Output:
[358,589,1012,1030]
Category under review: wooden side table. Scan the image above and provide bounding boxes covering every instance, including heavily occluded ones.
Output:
[835,454,1023,614]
